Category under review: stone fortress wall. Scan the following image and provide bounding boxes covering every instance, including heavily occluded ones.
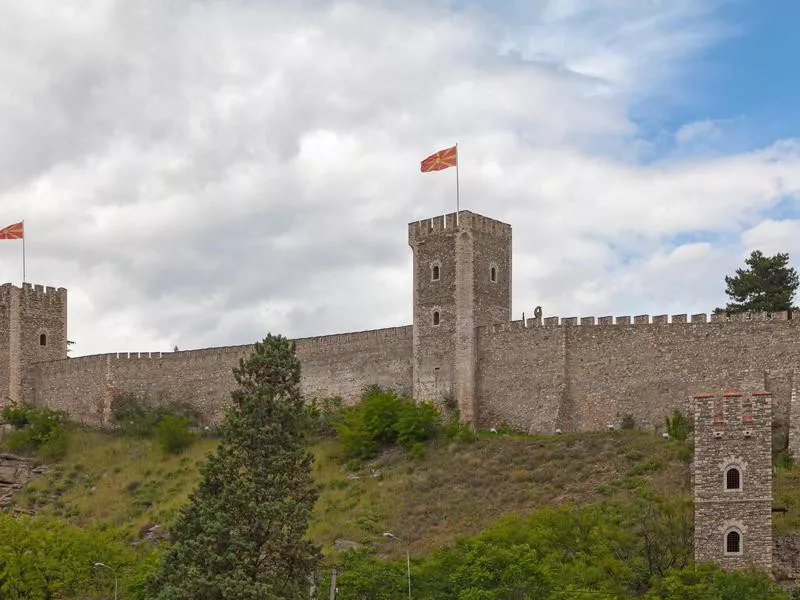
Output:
[22,326,414,427]
[2,210,799,445]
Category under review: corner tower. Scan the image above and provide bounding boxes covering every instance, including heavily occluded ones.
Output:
[0,283,68,404]
[408,211,511,425]
[693,390,773,571]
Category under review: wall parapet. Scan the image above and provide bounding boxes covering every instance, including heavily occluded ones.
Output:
[28,325,414,373]
[476,311,795,336]
[1,282,67,306]
[408,211,511,243]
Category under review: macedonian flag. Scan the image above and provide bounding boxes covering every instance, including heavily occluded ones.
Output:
[420,145,457,172]
[0,222,23,240]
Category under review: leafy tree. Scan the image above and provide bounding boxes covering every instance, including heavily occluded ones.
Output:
[717,250,798,314]
[0,513,149,599]
[148,334,320,599]
[645,563,789,599]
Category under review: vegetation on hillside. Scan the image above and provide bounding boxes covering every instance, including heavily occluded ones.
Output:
[4,385,800,598]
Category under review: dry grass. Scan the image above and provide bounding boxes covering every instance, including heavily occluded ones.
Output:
[309,429,693,559]
[13,427,693,556]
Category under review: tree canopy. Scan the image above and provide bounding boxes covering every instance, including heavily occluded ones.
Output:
[717,250,798,314]
[148,334,320,599]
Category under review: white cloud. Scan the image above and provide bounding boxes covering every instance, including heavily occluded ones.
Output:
[0,0,797,355]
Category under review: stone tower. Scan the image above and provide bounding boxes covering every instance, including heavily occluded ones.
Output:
[693,390,773,571]
[0,283,68,404]
[408,211,511,424]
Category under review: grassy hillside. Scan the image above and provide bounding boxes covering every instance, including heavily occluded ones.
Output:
[12,426,699,558]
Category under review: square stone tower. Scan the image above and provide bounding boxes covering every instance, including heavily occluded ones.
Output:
[0,283,68,404]
[693,390,773,571]
[408,211,511,425]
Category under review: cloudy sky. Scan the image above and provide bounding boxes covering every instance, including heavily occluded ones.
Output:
[1,0,799,356]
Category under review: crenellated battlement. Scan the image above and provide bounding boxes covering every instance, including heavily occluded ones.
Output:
[295,325,413,348]
[693,390,772,430]
[476,310,796,336]
[28,325,415,374]
[408,210,511,244]
[0,282,67,306]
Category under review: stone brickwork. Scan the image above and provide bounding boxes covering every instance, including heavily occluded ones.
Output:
[0,283,67,404]
[475,313,800,435]
[22,326,413,427]
[408,211,511,423]
[693,391,773,571]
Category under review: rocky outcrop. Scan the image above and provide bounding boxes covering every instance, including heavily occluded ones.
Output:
[0,452,47,509]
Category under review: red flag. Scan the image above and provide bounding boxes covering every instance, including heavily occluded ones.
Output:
[421,146,457,172]
[0,222,23,240]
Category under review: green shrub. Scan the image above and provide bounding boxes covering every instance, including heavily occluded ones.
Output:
[335,386,445,460]
[665,408,693,442]
[304,395,343,438]
[111,392,201,438]
[155,415,196,454]
[1,401,31,429]
[775,449,794,470]
[440,412,476,443]
[1,403,69,460]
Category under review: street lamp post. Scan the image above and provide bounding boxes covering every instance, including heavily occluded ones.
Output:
[93,562,118,600]
[383,532,411,600]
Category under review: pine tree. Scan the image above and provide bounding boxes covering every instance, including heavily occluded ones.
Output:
[718,250,798,314]
[148,334,320,599]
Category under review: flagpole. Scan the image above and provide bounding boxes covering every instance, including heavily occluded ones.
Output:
[455,143,460,224]
[22,220,25,284]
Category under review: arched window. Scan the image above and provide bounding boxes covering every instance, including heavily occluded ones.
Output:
[432,311,440,326]
[490,266,497,282]
[432,264,440,281]
[726,530,741,554]
[726,467,741,490]
[39,333,47,347]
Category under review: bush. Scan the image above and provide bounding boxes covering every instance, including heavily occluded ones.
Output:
[155,415,196,454]
[111,392,201,438]
[621,414,636,430]
[1,403,69,460]
[1,401,31,429]
[665,408,693,442]
[304,395,343,438]
[775,449,794,470]
[335,386,445,460]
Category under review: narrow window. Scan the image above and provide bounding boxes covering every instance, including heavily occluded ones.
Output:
[490,266,497,282]
[726,468,741,490]
[433,311,440,326]
[432,264,440,281]
[726,530,741,554]
[39,333,47,347]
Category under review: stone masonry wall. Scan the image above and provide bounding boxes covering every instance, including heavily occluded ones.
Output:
[693,391,773,571]
[24,326,413,426]
[476,312,800,434]
[0,283,67,404]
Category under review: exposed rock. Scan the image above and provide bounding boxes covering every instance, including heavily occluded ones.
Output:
[334,538,364,551]
[0,453,36,508]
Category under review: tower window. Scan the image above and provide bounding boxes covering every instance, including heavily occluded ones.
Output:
[725,530,741,554]
[433,311,440,326]
[432,264,440,281]
[490,266,497,282]
[39,333,47,347]
[726,467,741,490]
